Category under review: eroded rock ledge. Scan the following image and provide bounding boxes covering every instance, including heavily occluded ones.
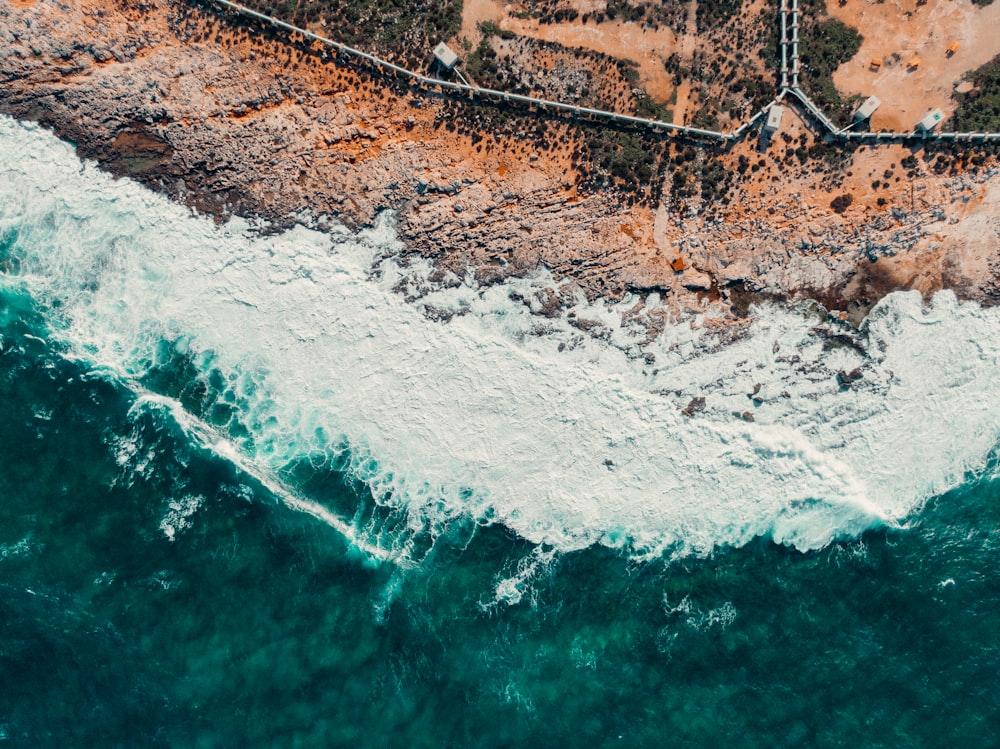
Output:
[2,0,998,320]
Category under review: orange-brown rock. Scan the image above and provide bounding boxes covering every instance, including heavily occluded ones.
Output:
[1,0,998,320]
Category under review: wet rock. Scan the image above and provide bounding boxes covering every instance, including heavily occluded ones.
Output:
[109,127,173,174]
[422,304,458,323]
[836,368,863,388]
[534,287,563,318]
[569,317,604,333]
[682,396,706,417]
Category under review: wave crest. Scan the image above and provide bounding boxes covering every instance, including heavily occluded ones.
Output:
[3,116,1000,561]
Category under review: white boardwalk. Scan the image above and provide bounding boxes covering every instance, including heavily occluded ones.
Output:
[203,0,1000,146]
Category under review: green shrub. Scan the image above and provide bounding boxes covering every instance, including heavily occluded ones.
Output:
[952,53,1000,132]
[799,17,863,121]
[231,0,463,69]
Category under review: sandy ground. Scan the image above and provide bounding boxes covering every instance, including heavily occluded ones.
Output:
[830,0,1000,131]
[672,0,699,124]
[460,0,503,44]
[459,0,682,101]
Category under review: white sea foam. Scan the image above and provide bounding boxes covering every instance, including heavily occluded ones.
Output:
[159,494,204,542]
[3,115,1000,561]
[483,546,559,610]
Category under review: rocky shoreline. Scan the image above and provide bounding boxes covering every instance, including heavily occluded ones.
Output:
[2,0,998,322]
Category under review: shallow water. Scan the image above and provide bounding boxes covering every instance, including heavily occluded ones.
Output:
[1,116,998,746]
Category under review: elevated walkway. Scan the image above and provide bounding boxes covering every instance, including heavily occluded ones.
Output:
[200,0,1000,149]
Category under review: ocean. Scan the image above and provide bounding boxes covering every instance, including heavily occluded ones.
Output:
[1,114,998,746]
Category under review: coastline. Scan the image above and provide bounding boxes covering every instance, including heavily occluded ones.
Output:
[4,7,1000,740]
[1,0,998,321]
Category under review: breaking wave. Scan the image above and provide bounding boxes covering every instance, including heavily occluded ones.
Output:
[3,115,1000,561]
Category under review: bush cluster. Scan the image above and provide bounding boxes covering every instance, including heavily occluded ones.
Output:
[233,0,462,68]
[952,53,1000,132]
[798,13,863,123]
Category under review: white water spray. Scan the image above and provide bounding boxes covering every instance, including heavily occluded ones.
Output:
[2,116,999,561]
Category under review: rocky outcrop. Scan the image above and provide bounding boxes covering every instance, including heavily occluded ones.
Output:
[836,368,863,389]
[1,0,997,319]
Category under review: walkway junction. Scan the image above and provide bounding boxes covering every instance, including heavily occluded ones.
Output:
[202,0,1000,147]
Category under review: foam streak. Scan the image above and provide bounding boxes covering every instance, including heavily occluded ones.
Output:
[3,116,999,559]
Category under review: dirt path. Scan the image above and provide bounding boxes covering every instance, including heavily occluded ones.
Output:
[829,0,1000,131]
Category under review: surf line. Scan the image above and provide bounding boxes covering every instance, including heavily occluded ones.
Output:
[125,386,398,564]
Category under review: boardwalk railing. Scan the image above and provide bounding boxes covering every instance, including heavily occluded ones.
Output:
[779,0,788,89]
[789,0,800,89]
[200,0,1000,148]
[787,87,838,134]
[204,0,730,142]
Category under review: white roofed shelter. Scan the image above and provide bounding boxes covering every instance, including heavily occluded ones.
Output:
[916,109,944,133]
[764,104,784,134]
[433,42,459,71]
[853,95,880,123]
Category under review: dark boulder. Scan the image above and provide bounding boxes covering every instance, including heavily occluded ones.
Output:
[836,368,863,388]
[682,396,706,417]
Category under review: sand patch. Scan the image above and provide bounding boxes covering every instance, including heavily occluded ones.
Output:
[460,0,504,44]
[459,0,682,101]
[830,0,1000,131]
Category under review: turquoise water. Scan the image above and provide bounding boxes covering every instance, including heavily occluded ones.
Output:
[2,304,999,747]
[2,117,999,746]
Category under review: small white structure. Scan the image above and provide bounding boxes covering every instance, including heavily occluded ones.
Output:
[853,95,881,122]
[916,108,944,132]
[433,42,459,71]
[764,104,784,134]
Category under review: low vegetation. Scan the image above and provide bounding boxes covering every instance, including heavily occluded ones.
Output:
[696,0,743,32]
[513,0,689,32]
[684,0,782,129]
[227,0,462,68]
[797,0,863,123]
[575,128,667,202]
[952,53,1000,133]
[465,24,640,114]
